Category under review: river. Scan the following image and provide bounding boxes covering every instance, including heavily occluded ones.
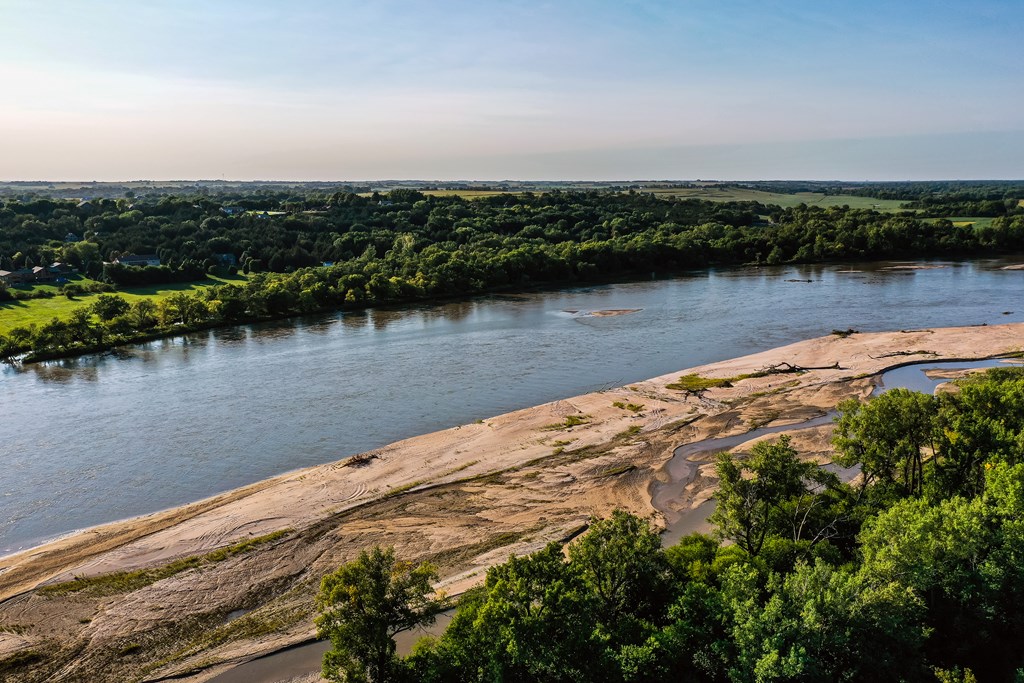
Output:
[2,258,1023,553]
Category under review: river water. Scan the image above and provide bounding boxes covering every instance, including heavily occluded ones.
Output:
[2,259,1023,553]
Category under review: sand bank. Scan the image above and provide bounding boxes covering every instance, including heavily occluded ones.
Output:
[1,323,1022,682]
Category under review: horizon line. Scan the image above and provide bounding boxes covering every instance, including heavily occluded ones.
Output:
[3,178,1024,185]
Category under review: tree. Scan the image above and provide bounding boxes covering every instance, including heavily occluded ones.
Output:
[858,464,1024,679]
[316,546,445,683]
[568,509,672,627]
[833,389,938,498]
[91,294,130,321]
[127,299,158,329]
[931,368,1024,499]
[729,560,925,682]
[710,436,839,556]
[416,542,600,682]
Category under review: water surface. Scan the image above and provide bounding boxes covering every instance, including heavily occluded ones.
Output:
[2,259,1023,552]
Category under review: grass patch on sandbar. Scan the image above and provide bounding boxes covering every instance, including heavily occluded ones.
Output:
[40,529,290,597]
[542,414,591,430]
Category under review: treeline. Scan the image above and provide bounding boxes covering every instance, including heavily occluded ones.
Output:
[5,204,1024,360]
[2,188,1023,288]
[5,189,1024,362]
[319,368,1024,683]
[832,180,1024,203]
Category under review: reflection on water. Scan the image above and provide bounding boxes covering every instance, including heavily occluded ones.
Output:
[2,258,1024,553]
[27,362,99,384]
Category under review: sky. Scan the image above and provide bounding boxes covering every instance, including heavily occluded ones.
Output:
[1,0,1022,181]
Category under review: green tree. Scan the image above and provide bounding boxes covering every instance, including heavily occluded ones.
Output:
[710,436,838,556]
[858,464,1024,679]
[91,293,130,321]
[932,368,1024,498]
[833,389,938,498]
[316,546,445,683]
[424,542,600,682]
[568,509,672,627]
[729,560,925,682]
[127,299,158,329]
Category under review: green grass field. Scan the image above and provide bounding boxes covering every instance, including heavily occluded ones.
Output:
[642,187,909,211]
[373,186,908,209]
[0,274,248,335]
[423,189,525,199]
[942,216,997,229]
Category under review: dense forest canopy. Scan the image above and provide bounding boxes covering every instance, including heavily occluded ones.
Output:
[2,183,1023,279]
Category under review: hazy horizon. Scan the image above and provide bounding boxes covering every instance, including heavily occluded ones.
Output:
[2,1,1022,181]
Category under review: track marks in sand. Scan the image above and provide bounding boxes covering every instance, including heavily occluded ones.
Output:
[340,483,369,502]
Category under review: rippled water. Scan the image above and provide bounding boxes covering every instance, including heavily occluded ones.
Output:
[2,258,1023,553]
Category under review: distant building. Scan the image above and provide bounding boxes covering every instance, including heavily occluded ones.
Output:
[47,262,78,282]
[32,266,56,282]
[0,268,35,284]
[114,254,161,267]
[65,232,80,242]
[214,253,238,266]
[220,206,245,216]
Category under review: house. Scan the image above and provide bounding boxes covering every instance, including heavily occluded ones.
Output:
[214,253,238,267]
[65,232,80,242]
[32,266,56,282]
[115,254,161,267]
[0,268,35,284]
[47,262,78,282]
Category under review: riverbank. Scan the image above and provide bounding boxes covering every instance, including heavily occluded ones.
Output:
[1,323,1022,682]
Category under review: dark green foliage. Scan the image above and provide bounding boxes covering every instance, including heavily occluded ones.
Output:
[710,435,845,557]
[91,293,130,321]
[316,546,446,683]
[389,368,1024,682]
[568,510,673,628]
[834,389,939,498]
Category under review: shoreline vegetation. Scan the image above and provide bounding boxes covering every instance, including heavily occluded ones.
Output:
[2,323,1023,681]
[3,184,1024,364]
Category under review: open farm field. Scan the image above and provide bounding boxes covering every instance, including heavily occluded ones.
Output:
[944,216,997,229]
[644,186,909,211]
[0,274,247,335]
[421,189,528,199]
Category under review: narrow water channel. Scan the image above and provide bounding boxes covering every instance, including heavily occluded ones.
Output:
[656,358,1016,545]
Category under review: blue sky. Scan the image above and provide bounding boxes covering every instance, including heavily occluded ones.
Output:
[1,0,1021,180]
